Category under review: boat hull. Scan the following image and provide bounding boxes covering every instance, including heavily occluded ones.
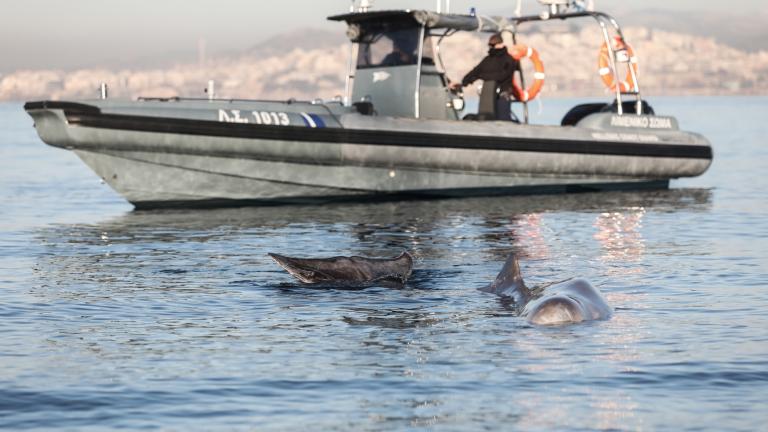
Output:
[71,148,670,209]
[25,100,712,208]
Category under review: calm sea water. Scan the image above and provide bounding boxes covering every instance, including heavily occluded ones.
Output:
[1,98,766,431]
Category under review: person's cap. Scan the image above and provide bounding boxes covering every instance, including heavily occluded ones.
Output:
[488,33,503,46]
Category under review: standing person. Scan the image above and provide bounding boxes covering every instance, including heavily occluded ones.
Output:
[450,33,519,121]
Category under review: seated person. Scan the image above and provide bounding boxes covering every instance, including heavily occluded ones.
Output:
[381,37,416,67]
[450,33,520,121]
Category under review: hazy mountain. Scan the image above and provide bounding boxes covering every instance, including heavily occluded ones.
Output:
[2,10,766,102]
[615,9,768,53]
[245,28,347,58]
[5,7,763,74]
[247,9,768,55]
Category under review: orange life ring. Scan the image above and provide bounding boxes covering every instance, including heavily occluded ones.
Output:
[598,37,639,92]
[508,44,545,102]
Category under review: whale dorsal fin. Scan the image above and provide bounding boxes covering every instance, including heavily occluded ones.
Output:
[493,253,527,290]
[480,253,531,301]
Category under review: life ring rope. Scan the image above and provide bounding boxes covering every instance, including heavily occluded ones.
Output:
[509,44,545,102]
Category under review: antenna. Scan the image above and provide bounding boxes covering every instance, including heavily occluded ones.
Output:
[537,0,571,15]
[359,0,373,12]
[436,0,450,13]
[573,0,594,12]
[197,37,206,67]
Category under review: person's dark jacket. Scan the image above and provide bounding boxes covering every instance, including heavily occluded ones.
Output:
[461,47,519,94]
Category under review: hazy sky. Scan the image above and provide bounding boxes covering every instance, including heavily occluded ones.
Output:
[1,0,763,73]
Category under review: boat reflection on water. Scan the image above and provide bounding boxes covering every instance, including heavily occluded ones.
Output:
[513,213,552,260]
[594,208,646,265]
[30,188,711,308]
[32,188,712,262]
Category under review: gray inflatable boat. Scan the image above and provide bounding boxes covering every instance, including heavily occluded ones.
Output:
[25,2,712,209]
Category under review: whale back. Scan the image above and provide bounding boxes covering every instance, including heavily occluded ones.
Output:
[269,251,413,285]
[480,253,531,304]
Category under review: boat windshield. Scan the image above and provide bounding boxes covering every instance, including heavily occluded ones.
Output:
[357,27,434,69]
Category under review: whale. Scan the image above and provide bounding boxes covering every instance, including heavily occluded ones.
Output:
[480,253,613,325]
[268,251,413,286]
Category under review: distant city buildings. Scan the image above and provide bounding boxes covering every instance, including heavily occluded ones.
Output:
[1,26,766,102]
